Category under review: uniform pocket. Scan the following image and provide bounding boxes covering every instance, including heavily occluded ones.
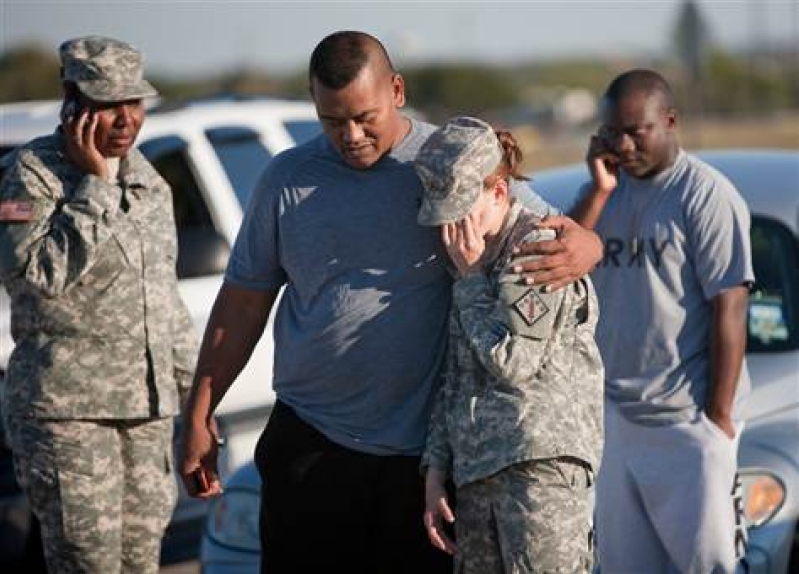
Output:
[20,448,58,516]
[553,458,593,491]
[516,457,591,491]
[53,436,96,541]
[53,435,95,475]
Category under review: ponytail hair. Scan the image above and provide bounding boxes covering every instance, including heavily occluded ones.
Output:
[490,130,529,185]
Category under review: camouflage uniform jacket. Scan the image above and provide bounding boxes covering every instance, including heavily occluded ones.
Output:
[0,131,197,420]
[422,202,604,487]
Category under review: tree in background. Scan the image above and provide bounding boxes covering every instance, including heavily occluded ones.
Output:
[705,50,791,116]
[402,64,520,123]
[0,15,795,125]
[670,0,795,119]
[672,0,710,116]
[0,45,60,102]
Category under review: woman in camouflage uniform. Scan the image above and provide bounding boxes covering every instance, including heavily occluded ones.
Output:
[0,36,197,573]
[416,117,604,574]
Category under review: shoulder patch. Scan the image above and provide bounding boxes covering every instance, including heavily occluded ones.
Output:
[498,275,561,339]
[511,287,551,327]
[0,200,34,222]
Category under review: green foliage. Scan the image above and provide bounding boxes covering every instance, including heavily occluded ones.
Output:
[0,44,61,102]
[668,0,795,117]
[703,50,792,115]
[402,64,520,122]
[0,39,795,122]
[279,70,313,99]
[511,60,623,94]
[149,68,283,101]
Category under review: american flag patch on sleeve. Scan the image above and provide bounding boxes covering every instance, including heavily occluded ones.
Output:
[0,200,34,222]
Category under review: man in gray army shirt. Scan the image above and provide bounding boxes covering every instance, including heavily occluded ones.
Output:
[573,70,752,572]
[0,36,197,573]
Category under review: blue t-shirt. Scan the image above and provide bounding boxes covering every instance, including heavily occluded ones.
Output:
[586,150,754,425]
[226,118,553,455]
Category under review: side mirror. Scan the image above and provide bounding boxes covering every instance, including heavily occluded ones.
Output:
[177,228,231,279]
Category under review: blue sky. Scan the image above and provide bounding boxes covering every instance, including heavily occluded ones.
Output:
[2,1,796,77]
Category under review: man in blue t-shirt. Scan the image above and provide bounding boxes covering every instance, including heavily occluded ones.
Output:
[573,69,753,573]
[179,30,603,574]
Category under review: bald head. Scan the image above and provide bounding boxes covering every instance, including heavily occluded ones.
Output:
[604,69,675,112]
[309,31,395,90]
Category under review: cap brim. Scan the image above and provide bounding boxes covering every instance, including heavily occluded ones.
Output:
[417,195,474,227]
[76,78,158,103]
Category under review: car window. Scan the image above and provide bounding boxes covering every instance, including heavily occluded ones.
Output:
[138,135,215,232]
[748,216,799,353]
[284,120,321,146]
[205,126,272,209]
[139,136,230,279]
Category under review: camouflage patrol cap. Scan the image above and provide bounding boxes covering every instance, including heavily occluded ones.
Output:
[59,36,158,102]
[415,116,503,226]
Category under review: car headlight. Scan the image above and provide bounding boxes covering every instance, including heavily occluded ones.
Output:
[739,471,786,529]
[206,486,261,552]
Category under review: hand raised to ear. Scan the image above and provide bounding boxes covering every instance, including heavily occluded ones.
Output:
[64,109,108,180]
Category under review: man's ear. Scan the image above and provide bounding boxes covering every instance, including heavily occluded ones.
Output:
[392,73,406,108]
[308,76,317,100]
[666,108,678,129]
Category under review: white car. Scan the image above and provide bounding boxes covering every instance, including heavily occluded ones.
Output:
[0,96,320,567]
[200,149,799,574]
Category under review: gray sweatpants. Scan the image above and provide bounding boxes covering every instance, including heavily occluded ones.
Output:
[596,400,747,574]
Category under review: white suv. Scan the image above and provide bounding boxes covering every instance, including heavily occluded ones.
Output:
[0,96,320,567]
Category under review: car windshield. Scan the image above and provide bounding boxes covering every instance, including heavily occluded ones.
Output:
[748,216,799,353]
[205,126,272,208]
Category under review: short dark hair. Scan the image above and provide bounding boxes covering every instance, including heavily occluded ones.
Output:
[605,69,675,110]
[309,30,395,90]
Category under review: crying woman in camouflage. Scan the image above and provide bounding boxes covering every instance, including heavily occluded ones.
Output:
[416,117,604,574]
[0,36,197,574]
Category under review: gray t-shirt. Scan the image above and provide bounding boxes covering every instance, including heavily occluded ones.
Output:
[587,150,754,425]
[226,117,555,455]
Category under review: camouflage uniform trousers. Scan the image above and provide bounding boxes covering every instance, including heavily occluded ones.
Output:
[10,416,177,574]
[454,457,594,574]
